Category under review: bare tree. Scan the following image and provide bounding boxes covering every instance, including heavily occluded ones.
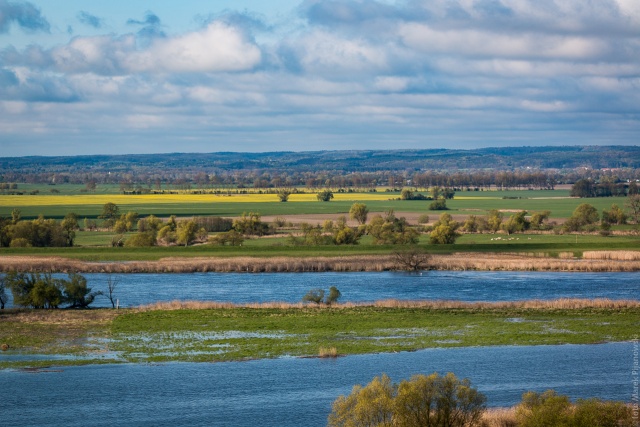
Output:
[393,248,431,271]
[106,274,119,308]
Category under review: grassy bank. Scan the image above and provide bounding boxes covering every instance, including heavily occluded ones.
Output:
[1,301,638,368]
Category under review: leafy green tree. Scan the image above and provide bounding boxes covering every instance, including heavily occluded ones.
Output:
[83,217,97,231]
[429,213,460,244]
[233,212,271,236]
[62,273,102,308]
[99,202,120,228]
[570,179,596,198]
[276,189,292,202]
[486,209,504,233]
[530,210,551,230]
[328,373,486,427]
[11,208,21,224]
[429,199,448,210]
[125,231,157,247]
[564,203,599,232]
[349,203,369,225]
[462,215,480,233]
[502,211,529,235]
[5,272,99,309]
[401,188,414,200]
[302,288,325,304]
[516,390,632,427]
[208,230,245,246]
[317,189,334,202]
[601,204,627,225]
[325,286,342,305]
[331,216,362,245]
[329,374,395,427]
[367,213,418,245]
[177,219,200,246]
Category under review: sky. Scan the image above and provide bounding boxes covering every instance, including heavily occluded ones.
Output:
[0,0,639,157]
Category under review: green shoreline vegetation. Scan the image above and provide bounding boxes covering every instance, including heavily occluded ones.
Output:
[1,301,638,369]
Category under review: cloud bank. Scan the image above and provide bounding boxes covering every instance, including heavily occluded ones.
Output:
[0,0,638,155]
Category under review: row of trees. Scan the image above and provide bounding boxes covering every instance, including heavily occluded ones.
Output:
[0,211,78,248]
[1,272,100,309]
[571,178,638,198]
[328,373,634,426]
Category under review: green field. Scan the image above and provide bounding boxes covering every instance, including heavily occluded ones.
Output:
[0,305,637,368]
[2,186,628,219]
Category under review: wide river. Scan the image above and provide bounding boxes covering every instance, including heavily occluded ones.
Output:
[4,271,638,308]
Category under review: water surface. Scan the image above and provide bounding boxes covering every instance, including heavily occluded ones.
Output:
[1,342,634,427]
[5,271,635,308]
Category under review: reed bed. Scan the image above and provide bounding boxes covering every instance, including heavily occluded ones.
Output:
[2,253,640,273]
[318,347,339,358]
[480,408,517,427]
[136,298,640,312]
[583,250,640,261]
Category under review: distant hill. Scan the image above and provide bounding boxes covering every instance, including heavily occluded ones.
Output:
[0,146,638,175]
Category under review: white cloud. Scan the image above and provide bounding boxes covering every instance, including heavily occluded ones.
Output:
[41,21,261,75]
[126,22,262,73]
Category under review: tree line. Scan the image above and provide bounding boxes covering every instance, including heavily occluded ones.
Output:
[328,372,634,426]
[3,167,640,195]
[0,272,100,309]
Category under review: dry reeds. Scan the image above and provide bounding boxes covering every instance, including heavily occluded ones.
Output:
[135,298,640,312]
[481,408,517,427]
[583,251,640,261]
[318,347,338,358]
[2,252,640,273]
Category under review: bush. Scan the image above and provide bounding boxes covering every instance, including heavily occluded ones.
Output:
[515,390,633,427]
[417,214,430,224]
[302,288,325,304]
[429,199,448,210]
[125,231,157,247]
[317,189,334,202]
[328,372,486,427]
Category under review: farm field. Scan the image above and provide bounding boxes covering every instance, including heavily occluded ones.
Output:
[0,187,629,219]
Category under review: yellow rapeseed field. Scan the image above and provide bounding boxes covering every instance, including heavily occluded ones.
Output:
[0,192,394,207]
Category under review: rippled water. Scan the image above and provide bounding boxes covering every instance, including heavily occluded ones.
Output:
[5,271,637,308]
[1,342,634,427]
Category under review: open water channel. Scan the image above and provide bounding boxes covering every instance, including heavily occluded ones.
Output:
[2,271,639,426]
[4,271,638,308]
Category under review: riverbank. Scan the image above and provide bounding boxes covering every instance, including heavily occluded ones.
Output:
[1,251,640,273]
[1,301,638,368]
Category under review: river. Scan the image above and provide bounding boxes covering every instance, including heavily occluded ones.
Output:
[1,342,635,427]
[4,271,637,308]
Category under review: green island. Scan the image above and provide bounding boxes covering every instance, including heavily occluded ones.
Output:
[1,301,639,369]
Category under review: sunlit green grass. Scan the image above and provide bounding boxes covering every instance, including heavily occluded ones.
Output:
[2,306,637,367]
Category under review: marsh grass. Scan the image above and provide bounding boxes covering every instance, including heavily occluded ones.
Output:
[0,309,117,355]
[2,301,639,367]
[108,303,640,363]
[2,251,640,273]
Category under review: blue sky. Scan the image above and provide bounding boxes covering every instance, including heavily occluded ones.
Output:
[0,0,638,156]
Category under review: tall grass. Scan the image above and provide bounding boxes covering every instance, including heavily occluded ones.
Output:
[136,298,640,312]
[583,251,640,260]
[2,253,640,273]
